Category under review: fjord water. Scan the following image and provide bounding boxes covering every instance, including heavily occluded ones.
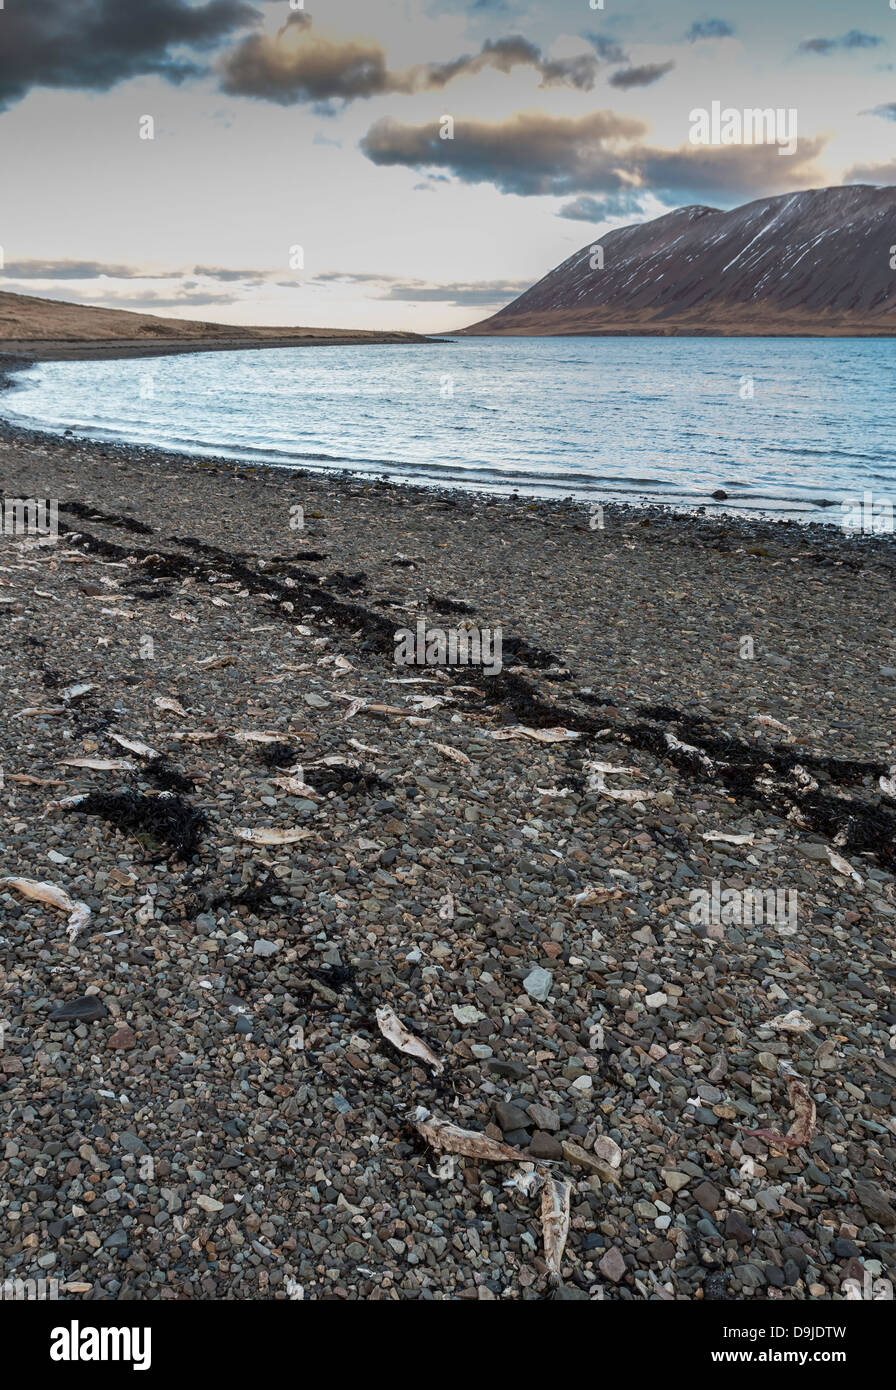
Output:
[5,336,894,521]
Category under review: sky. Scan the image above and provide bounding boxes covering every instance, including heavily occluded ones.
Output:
[1,0,895,332]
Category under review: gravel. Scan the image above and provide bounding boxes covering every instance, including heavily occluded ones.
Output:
[0,415,894,1301]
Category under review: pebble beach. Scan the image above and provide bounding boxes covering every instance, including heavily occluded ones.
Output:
[1,404,895,1303]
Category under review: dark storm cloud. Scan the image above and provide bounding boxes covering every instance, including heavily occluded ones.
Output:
[798,31,883,55]
[219,15,600,105]
[686,20,735,42]
[608,62,675,90]
[360,110,828,203]
[0,0,260,109]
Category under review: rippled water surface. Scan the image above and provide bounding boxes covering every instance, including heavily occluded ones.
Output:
[4,336,895,521]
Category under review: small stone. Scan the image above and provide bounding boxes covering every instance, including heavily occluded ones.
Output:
[49,996,108,1023]
[253,939,280,957]
[599,1246,627,1283]
[594,1136,622,1169]
[645,991,668,1008]
[196,1196,224,1213]
[107,1026,136,1050]
[452,1005,486,1025]
[529,1132,563,1161]
[663,1170,690,1193]
[693,1180,721,1212]
[493,1101,529,1132]
[725,1211,753,1245]
[528,1103,560,1132]
[853,1181,896,1230]
[522,966,553,1002]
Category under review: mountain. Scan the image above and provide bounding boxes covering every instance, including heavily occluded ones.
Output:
[0,290,429,358]
[461,186,896,336]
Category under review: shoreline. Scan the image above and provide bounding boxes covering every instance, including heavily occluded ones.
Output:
[0,408,894,1302]
[0,349,888,534]
[0,332,445,364]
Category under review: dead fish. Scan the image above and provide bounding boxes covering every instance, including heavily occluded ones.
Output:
[768,1008,814,1033]
[414,1108,522,1163]
[58,758,136,771]
[742,1065,816,1151]
[491,726,581,743]
[8,774,65,786]
[826,847,863,886]
[375,1006,443,1074]
[1,876,92,941]
[433,743,471,765]
[271,773,323,799]
[587,767,654,802]
[153,697,186,716]
[541,1177,573,1282]
[755,715,793,737]
[61,683,95,703]
[234,827,313,845]
[110,734,159,759]
[232,730,288,744]
[571,886,612,906]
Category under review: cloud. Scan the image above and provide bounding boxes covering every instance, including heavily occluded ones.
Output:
[0,0,260,109]
[686,19,735,42]
[190,265,266,283]
[609,62,675,90]
[219,14,600,105]
[377,278,532,305]
[844,160,896,183]
[2,285,238,310]
[2,259,266,284]
[307,270,531,305]
[584,34,629,65]
[798,31,883,55]
[557,192,659,222]
[865,103,896,120]
[219,12,408,104]
[361,110,646,196]
[425,37,600,92]
[359,109,828,204]
[2,259,156,280]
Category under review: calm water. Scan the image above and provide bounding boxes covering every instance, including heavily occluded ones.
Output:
[4,336,895,521]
